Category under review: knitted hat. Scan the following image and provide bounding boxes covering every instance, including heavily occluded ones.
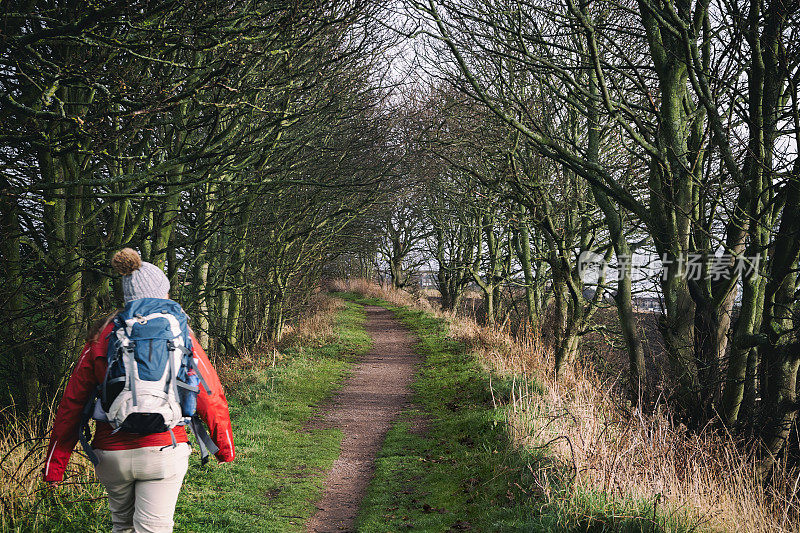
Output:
[112,248,171,304]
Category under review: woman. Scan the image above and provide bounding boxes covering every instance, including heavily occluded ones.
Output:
[44,248,235,533]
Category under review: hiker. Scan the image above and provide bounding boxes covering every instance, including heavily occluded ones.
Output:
[43,248,235,533]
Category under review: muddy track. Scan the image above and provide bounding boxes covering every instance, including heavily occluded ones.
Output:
[305,306,418,533]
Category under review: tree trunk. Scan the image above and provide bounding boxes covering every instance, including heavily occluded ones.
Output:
[723,268,764,425]
[0,177,38,412]
[614,254,647,403]
[758,173,800,474]
[515,217,540,330]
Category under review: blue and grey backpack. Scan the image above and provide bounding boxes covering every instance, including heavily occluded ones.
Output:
[79,298,218,464]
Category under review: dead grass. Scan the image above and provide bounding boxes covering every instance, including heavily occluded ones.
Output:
[503,358,800,532]
[215,292,345,388]
[278,292,346,349]
[339,278,800,533]
[0,399,104,528]
[328,278,435,312]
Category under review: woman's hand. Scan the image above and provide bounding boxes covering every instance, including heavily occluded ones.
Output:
[42,477,61,491]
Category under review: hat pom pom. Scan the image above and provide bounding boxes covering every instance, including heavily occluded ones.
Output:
[112,248,142,276]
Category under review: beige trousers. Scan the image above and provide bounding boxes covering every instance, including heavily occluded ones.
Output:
[94,443,191,533]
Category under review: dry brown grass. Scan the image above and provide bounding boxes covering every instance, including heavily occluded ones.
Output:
[0,400,104,527]
[214,292,345,388]
[502,354,800,532]
[328,278,436,312]
[278,292,345,350]
[340,278,800,532]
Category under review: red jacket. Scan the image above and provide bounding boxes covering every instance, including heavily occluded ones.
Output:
[44,323,235,483]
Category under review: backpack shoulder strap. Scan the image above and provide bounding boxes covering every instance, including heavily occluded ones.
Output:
[191,354,213,395]
[78,387,100,465]
[188,415,219,465]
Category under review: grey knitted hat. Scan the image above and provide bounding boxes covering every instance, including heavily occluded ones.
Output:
[112,248,171,304]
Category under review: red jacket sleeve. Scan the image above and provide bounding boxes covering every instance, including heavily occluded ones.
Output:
[191,332,235,462]
[43,329,109,483]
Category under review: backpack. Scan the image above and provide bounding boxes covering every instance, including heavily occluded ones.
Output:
[79,298,218,465]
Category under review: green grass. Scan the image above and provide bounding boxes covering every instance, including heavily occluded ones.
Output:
[10,300,370,532]
[341,294,699,533]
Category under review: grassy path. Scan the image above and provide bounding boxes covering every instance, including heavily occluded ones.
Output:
[306,306,418,532]
[174,301,371,532]
[345,296,542,532]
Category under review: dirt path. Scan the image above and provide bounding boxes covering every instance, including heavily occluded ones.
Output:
[306,306,418,533]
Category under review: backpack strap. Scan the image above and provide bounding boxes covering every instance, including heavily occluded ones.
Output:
[188,415,219,465]
[102,338,127,406]
[128,348,137,407]
[175,342,212,395]
[167,341,180,398]
[114,326,137,407]
[176,381,199,393]
[187,353,212,395]
[78,387,100,466]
